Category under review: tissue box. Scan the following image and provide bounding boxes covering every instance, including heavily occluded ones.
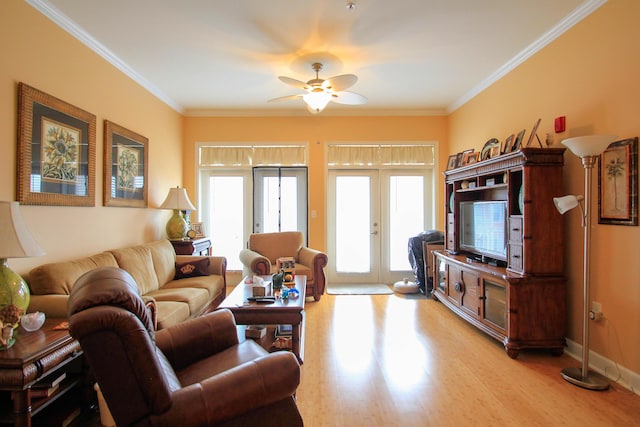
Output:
[245,325,266,339]
[252,281,272,297]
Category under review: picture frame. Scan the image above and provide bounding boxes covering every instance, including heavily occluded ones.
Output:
[512,129,526,152]
[461,149,475,165]
[525,118,542,148]
[191,222,206,238]
[502,134,514,154]
[466,153,479,164]
[446,154,458,170]
[103,120,148,207]
[598,137,638,226]
[489,144,501,158]
[17,83,96,206]
[455,152,464,167]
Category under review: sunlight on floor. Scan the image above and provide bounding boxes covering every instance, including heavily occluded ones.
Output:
[331,296,374,373]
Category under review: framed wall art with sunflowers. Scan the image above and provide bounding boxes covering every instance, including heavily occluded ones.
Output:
[103,120,148,208]
[17,83,96,206]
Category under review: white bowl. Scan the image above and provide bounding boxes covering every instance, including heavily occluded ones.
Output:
[21,312,46,331]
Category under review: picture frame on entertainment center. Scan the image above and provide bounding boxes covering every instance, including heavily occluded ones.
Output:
[446,154,458,170]
[103,120,148,208]
[17,83,96,206]
[598,136,638,226]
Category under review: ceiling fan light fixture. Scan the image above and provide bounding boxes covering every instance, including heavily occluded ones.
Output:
[303,91,331,113]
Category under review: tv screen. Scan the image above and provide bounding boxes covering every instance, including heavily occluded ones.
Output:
[459,201,507,261]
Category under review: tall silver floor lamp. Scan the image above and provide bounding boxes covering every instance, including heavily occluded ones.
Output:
[554,134,616,390]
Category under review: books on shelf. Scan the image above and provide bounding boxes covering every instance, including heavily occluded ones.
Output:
[33,371,66,389]
[275,324,292,337]
[30,384,60,398]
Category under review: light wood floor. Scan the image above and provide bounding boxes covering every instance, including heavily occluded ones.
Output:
[295,292,640,427]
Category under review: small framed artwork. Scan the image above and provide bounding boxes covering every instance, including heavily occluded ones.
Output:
[512,129,526,152]
[191,222,206,238]
[490,144,501,158]
[17,83,96,206]
[461,149,475,165]
[446,155,458,170]
[466,153,479,164]
[455,152,465,167]
[104,120,148,207]
[525,118,542,148]
[502,134,514,154]
[598,137,638,226]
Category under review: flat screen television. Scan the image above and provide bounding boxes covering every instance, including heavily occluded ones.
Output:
[459,200,507,262]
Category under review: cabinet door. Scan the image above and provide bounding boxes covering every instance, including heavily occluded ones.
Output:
[459,269,479,316]
[435,256,447,296]
[481,278,507,332]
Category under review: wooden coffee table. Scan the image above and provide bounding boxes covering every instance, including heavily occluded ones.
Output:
[218,275,306,364]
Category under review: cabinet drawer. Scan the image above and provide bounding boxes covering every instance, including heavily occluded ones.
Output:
[509,243,523,271]
[509,216,523,242]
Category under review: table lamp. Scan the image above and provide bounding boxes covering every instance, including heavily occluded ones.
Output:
[554,134,616,390]
[0,201,45,349]
[159,187,196,240]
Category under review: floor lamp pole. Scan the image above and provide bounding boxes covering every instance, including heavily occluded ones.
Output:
[560,155,609,390]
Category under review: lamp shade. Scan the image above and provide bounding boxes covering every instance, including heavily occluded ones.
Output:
[159,187,196,211]
[553,195,584,215]
[304,91,332,114]
[0,201,45,259]
[561,135,617,158]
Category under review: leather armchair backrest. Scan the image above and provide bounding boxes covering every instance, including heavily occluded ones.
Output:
[248,231,304,264]
[68,267,181,426]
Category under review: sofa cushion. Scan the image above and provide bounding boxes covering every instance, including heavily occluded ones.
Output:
[248,232,303,264]
[28,252,118,295]
[146,287,210,317]
[154,301,191,330]
[162,276,225,301]
[175,258,210,280]
[146,240,177,286]
[110,246,160,294]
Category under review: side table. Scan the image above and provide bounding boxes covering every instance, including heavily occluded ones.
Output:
[0,319,85,427]
[170,237,212,256]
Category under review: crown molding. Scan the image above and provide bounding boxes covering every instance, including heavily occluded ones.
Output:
[448,0,608,113]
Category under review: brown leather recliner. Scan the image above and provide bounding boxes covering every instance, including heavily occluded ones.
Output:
[239,231,328,301]
[68,267,303,427]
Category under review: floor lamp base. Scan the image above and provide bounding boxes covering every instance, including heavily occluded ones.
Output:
[561,367,610,390]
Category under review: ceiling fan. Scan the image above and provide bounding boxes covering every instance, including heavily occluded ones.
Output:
[269,62,368,114]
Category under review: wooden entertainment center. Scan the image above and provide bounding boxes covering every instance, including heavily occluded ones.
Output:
[433,148,567,358]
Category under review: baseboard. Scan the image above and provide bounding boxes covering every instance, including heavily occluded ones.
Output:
[564,338,640,395]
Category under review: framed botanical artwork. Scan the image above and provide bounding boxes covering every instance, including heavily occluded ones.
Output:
[598,137,638,226]
[17,83,96,206]
[191,222,205,238]
[103,120,148,207]
[446,154,458,170]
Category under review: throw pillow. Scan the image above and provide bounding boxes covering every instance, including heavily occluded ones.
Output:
[174,258,210,280]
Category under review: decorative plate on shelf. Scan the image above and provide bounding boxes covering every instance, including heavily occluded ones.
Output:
[480,138,500,161]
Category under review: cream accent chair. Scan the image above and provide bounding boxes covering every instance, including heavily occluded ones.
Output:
[239,231,328,301]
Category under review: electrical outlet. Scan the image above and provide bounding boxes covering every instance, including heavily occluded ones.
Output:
[590,301,604,321]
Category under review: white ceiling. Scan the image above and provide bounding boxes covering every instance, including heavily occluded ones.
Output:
[29,0,602,116]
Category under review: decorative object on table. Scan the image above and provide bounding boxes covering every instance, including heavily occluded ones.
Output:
[526,118,543,148]
[191,222,205,238]
[20,311,46,332]
[598,137,638,226]
[159,187,196,240]
[17,83,96,207]
[554,134,617,391]
[512,129,526,152]
[103,120,148,208]
[480,138,500,160]
[0,201,45,349]
[271,271,284,290]
[502,134,514,154]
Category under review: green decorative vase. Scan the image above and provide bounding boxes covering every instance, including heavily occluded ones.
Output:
[0,259,31,350]
[166,209,188,240]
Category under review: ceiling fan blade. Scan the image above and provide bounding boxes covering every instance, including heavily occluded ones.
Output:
[278,76,309,90]
[331,91,368,105]
[323,74,358,92]
[268,94,304,102]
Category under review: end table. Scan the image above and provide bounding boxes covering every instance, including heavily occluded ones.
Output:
[170,237,212,256]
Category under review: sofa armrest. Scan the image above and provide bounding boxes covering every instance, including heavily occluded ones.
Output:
[163,352,300,426]
[155,309,239,369]
[239,249,271,275]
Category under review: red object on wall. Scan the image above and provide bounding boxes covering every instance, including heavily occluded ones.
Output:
[554,116,566,133]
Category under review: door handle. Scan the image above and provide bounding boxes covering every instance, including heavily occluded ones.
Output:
[371,230,378,235]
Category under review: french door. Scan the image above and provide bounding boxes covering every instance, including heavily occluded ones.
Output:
[328,169,434,285]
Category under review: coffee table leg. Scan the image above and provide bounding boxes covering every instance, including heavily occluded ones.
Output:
[291,322,302,364]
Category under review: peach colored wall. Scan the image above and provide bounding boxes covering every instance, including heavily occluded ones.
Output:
[450,1,640,373]
[0,1,183,276]
[183,116,449,252]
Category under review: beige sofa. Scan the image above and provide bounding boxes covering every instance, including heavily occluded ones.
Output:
[27,240,227,329]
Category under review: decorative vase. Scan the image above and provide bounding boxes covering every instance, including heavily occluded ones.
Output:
[0,259,31,350]
[166,209,189,240]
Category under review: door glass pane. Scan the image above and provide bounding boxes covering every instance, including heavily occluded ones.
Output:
[389,176,424,271]
[261,176,299,233]
[209,176,244,270]
[336,176,370,273]
[484,280,506,329]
